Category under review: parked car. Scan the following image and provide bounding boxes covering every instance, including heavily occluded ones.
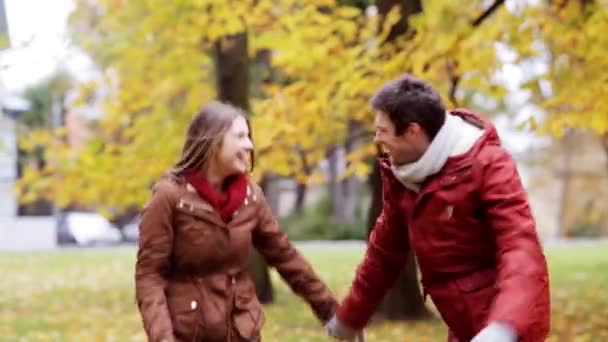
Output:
[120,217,140,243]
[56,211,122,246]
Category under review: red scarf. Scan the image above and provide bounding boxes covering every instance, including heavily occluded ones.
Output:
[183,169,248,223]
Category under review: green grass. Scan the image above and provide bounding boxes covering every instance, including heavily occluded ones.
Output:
[1,245,607,341]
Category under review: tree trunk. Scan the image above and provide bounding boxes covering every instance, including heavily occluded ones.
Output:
[294,182,307,214]
[342,120,361,223]
[214,31,274,303]
[367,155,432,320]
[327,146,348,223]
[328,121,360,224]
[257,175,283,303]
[377,251,432,320]
[369,0,432,321]
[366,155,383,238]
[260,174,282,219]
[248,244,274,304]
[214,33,250,111]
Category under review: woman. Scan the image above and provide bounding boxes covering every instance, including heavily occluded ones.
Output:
[135,101,337,342]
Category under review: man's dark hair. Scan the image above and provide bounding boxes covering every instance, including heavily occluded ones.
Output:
[370,74,446,139]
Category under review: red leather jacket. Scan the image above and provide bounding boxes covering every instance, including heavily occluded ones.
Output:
[337,109,550,342]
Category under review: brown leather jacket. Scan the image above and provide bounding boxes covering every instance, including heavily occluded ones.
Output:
[135,174,337,342]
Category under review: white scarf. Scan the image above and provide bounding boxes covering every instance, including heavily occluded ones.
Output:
[391,113,484,192]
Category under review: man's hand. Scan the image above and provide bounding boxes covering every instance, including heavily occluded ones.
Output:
[325,314,362,341]
[471,322,517,342]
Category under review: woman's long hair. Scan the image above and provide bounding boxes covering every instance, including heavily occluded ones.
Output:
[170,101,254,176]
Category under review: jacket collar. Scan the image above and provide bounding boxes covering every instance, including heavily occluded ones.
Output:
[379,108,501,195]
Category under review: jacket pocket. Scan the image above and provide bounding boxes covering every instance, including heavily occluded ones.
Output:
[428,270,498,341]
[429,285,471,341]
[167,295,200,341]
[455,270,498,335]
[232,286,265,341]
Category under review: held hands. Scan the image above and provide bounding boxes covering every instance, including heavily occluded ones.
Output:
[325,314,366,341]
[471,322,517,342]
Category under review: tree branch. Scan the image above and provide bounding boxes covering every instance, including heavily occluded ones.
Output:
[446,58,461,107]
[472,0,505,27]
[296,146,312,176]
[424,1,506,75]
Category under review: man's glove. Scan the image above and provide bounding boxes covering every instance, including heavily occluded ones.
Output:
[471,322,517,342]
[325,314,360,341]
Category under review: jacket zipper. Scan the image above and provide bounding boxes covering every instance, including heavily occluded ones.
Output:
[226,275,236,341]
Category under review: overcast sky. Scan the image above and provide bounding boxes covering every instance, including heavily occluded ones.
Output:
[1,0,93,93]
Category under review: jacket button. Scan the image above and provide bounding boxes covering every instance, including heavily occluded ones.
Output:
[191,300,197,310]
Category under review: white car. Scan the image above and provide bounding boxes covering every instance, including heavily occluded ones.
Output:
[121,218,140,243]
[57,211,122,246]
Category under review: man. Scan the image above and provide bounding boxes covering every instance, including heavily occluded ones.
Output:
[325,74,550,342]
